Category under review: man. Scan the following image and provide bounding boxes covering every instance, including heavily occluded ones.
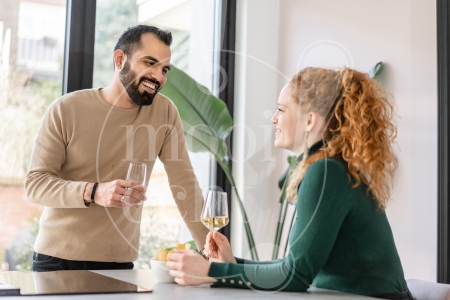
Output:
[25,25,209,271]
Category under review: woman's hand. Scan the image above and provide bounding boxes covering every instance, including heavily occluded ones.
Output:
[204,231,236,263]
[166,250,217,286]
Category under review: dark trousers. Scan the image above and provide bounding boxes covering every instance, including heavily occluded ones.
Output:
[32,252,134,272]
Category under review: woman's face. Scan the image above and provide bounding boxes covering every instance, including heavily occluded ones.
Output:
[271,84,308,153]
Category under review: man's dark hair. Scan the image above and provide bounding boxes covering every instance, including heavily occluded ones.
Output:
[114,25,172,58]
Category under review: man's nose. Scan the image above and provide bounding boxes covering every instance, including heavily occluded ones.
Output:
[146,66,164,82]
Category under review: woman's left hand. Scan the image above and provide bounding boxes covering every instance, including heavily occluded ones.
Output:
[166,250,218,286]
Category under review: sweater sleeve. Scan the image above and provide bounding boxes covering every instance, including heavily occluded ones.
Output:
[235,257,283,265]
[208,159,353,291]
[24,101,88,208]
[158,101,209,250]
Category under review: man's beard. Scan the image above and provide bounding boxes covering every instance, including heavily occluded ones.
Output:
[119,61,161,106]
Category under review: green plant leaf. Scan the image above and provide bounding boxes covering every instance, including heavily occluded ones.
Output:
[368,62,384,79]
[287,155,298,170]
[160,65,233,164]
[164,241,197,252]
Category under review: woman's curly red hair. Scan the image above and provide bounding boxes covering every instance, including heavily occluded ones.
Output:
[286,67,397,209]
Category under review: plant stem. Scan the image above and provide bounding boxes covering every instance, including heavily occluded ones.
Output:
[283,207,297,257]
[217,158,259,261]
[272,200,285,260]
[272,200,286,260]
[272,172,290,259]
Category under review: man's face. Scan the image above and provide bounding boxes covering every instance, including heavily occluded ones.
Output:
[118,33,171,106]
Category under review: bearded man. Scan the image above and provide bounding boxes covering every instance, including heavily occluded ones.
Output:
[25,25,209,271]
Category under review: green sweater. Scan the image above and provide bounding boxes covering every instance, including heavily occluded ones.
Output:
[208,157,407,296]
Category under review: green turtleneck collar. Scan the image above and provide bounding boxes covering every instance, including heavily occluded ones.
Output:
[296,140,326,162]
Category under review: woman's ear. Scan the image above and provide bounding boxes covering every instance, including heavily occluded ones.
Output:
[305,112,314,132]
[306,112,323,133]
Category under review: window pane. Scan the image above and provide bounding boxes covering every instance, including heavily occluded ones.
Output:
[93,0,216,268]
[0,0,67,271]
[93,0,139,88]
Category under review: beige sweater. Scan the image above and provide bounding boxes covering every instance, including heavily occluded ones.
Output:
[25,88,209,262]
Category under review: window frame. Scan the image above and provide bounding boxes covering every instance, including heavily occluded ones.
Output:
[62,0,96,94]
[437,0,450,284]
[216,0,236,240]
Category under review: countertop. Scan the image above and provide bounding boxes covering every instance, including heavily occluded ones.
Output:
[0,269,380,299]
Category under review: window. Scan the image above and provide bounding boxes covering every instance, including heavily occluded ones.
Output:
[0,0,225,271]
[0,0,67,271]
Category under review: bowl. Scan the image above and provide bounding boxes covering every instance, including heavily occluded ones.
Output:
[151,258,175,283]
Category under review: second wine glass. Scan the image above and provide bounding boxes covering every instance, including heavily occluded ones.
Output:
[201,190,229,232]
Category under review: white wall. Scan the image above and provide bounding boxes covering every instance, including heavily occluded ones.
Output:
[187,0,216,196]
[275,0,437,281]
[234,0,437,281]
[232,0,282,260]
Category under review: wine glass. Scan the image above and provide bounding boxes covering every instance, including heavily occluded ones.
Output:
[126,162,147,184]
[201,190,229,260]
[123,162,147,205]
[201,190,229,232]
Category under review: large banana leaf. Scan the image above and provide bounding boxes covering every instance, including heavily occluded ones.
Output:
[160,65,259,260]
[160,65,232,165]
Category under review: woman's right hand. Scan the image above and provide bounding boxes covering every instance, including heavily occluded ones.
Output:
[203,231,236,263]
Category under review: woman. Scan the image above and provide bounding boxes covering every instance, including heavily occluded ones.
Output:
[166,67,411,299]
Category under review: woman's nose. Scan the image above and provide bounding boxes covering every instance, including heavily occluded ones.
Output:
[271,112,278,124]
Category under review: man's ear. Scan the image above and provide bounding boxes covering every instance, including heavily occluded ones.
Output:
[113,49,126,70]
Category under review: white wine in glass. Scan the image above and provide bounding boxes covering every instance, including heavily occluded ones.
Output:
[201,191,229,231]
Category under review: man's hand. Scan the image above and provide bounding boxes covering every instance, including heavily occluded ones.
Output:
[84,180,146,208]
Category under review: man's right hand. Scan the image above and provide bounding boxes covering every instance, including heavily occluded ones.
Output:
[83,180,146,208]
